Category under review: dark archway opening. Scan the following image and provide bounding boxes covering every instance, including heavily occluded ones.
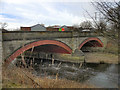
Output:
[27,44,71,54]
[6,40,72,65]
[81,40,103,52]
[19,44,71,67]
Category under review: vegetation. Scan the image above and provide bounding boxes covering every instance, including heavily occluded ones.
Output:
[2,1,120,88]
[2,65,94,88]
[85,52,118,64]
[92,1,119,41]
[55,54,84,63]
[77,1,119,57]
[0,22,8,29]
[80,21,93,29]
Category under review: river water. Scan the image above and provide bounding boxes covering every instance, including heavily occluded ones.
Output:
[32,59,119,88]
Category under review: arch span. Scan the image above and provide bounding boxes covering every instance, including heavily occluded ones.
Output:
[6,40,72,64]
[78,37,104,50]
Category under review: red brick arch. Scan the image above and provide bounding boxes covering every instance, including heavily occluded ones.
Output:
[6,40,72,64]
[78,37,104,50]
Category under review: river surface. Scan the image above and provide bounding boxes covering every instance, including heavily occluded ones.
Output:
[32,59,119,88]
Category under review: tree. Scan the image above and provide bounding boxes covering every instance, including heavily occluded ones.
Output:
[0,22,8,29]
[94,20,107,33]
[93,2,120,26]
[91,1,120,40]
[80,21,93,29]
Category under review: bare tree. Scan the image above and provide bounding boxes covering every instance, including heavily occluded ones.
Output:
[94,20,107,33]
[91,1,120,40]
[0,22,8,29]
[92,1,120,26]
[80,21,93,29]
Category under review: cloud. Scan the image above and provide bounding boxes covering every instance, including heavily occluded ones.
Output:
[1,0,94,4]
[0,0,95,29]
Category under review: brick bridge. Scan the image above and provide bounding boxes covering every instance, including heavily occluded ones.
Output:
[1,31,107,64]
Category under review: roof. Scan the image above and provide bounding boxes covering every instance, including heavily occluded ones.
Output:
[82,29,91,32]
[31,24,45,28]
[2,29,8,32]
[52,25,61,28]
[60,25,67,28]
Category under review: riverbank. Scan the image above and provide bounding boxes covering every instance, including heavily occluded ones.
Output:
[54,54,84,63]
[55,52,118,64]
[2,66,94,88]
[85,52,118,64]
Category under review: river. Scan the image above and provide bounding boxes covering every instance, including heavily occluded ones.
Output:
[32,58,119,88]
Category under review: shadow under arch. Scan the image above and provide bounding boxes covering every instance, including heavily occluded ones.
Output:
[78,37,104,50]
[5,40,72,65]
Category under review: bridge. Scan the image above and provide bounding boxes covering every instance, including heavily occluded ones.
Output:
[1,30,107,65]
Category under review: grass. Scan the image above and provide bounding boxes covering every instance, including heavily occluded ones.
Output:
[85,52,118,64]
[2,65,94,88]
[55,54,84,63]
[84,39,118,64]
[104,39,118,55]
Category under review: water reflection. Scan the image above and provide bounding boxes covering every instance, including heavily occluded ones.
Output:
[87,64,119,88]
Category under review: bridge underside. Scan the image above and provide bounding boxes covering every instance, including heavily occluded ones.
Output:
[80,40,103,52]
[5,40,72,65]
[28,44,71,54]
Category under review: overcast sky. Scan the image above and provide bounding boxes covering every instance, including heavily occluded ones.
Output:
[0,0,102,29]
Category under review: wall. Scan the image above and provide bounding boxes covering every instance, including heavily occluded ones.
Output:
[46,27,59,31]
[21,27,31,31]
[2,31,107,61]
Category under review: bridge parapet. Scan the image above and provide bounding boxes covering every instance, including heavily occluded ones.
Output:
[3,31,102,41]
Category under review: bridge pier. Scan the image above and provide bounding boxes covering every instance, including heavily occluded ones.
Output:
[72,49,84,57]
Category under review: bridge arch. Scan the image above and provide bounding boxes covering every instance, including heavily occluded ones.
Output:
[78,37,103,51]
[6,40,72,64]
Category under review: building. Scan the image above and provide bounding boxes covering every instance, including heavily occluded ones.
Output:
[46,25,60,31]
[21,24,46,31]
[21,27,31,31]
[31,24,46,31]
[21,24,74,31]
[1,29,8,32]
[60,25,74,31]
[46,25,74,31]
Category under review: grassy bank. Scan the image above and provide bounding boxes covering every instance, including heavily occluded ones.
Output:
[104,39,118,55]
[85,52,118,64]
[55,54,84,63]
[84,38,118,64]
[54,51,118,64]
[2,66,94,88]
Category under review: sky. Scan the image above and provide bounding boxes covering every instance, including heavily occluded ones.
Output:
[0,0,110,30]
